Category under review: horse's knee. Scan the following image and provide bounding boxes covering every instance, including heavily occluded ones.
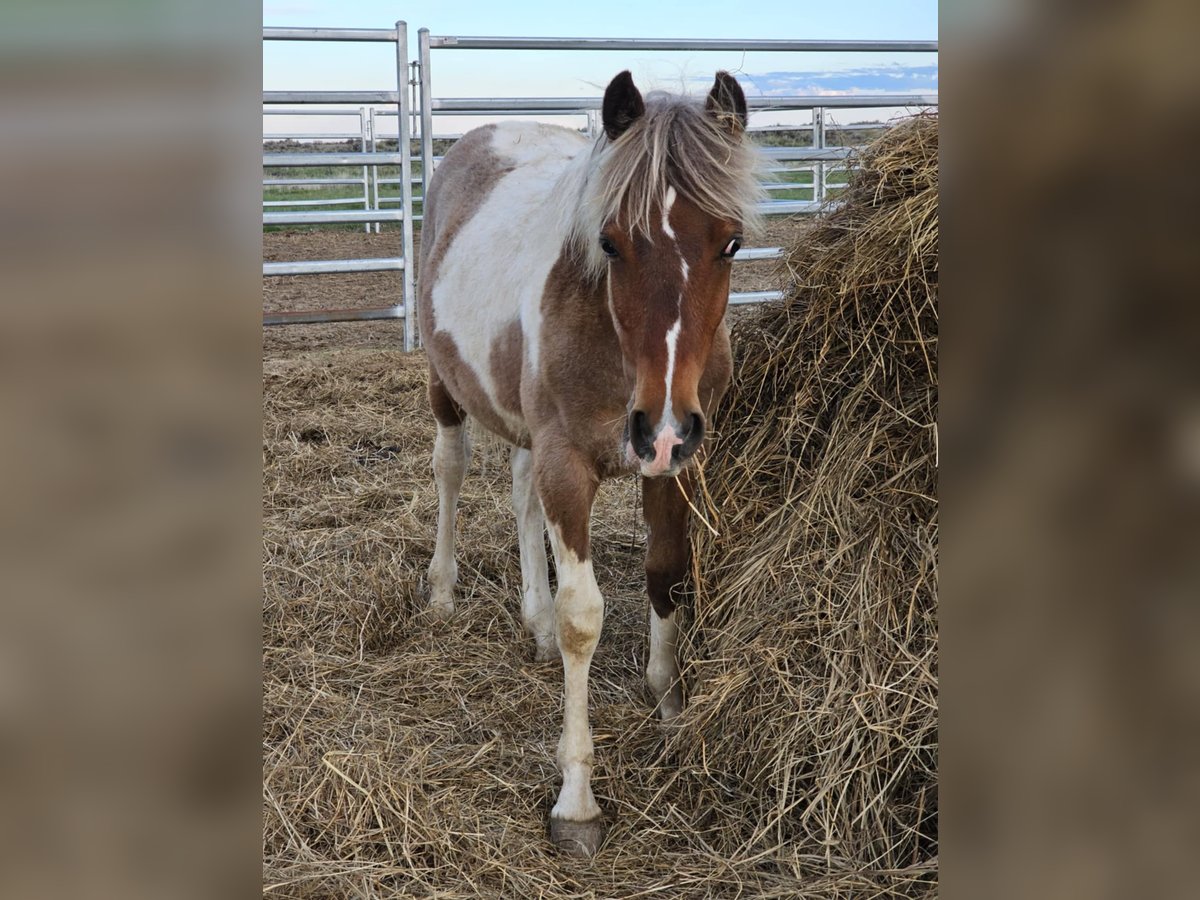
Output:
[556,591,601,656]
[433,425,468,482]
[555,558,603,657]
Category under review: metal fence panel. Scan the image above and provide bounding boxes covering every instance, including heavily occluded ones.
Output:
[263,21,416,346]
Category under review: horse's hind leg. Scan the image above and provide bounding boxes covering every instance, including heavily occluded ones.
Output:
[511,448,556,661]
[642,472,691,720]
[428,370,470,618]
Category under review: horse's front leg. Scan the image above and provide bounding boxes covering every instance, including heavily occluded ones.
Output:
[534,445,605,855]
[642,471,691,720]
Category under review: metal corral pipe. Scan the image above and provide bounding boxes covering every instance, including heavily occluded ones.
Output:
[758,200,826,215]
[263,177,364,186]
[264,258,406,276]
[264,27,399,42]
[813,107,827,204]
[264,108,367,116]
[735,247,785,261]
[729,290,787,305]
[395,20,418,350]
[263,198,371,207]
[265,91,401,104]
[263,152,404,167]
[263,132,366,140]
[264,209,404,225]
[761,182,812,191]
[427,36,937,52]
[749,124,814,132]
[748,122,893,132]
[418,28,435,216]
[427,94,936,112]
[359,108,370,233]
[264,306,406,326]
[369,108,381,234]
[760,147,853,162]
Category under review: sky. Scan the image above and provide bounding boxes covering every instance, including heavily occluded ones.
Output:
[263,0,938,137]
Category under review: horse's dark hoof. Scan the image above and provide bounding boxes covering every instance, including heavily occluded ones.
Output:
[550,816,606,856]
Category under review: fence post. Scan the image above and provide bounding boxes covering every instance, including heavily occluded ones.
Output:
[369,108,380,234]
[813,106,826,204]
[418,29,435,236]
[360,107,371,233]
[395,21,417,351]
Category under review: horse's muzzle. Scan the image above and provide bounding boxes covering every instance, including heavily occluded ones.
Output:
[626,409,704,477]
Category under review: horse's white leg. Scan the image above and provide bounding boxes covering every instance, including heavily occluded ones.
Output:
[511,447,555,661]
[428,421,469,618]
[642,473,692,720]
[536,450,605,855]
[646,607,682,720]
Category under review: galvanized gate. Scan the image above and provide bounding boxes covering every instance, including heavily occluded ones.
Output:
[262,23,418,350]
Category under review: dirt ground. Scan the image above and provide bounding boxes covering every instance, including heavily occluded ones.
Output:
[262,218,809,355]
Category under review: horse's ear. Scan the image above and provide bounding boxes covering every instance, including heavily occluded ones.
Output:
[705,71,748,133]
[602,70,645,141]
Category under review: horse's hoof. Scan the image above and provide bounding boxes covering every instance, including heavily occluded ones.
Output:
[645,680,684,721]
[549,816,606,856]
[533,639,557,663]
[428,598,455,620]
[658,691,684,722]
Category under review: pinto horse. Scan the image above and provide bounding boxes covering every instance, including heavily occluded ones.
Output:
[417,70,760,855]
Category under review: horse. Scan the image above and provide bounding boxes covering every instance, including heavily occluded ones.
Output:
[416,69,760,855]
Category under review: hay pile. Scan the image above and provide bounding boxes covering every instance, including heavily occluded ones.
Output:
[263,114,937,898]
[680,112,939,891]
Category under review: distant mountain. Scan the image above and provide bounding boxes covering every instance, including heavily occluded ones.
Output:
[717,64,938,97]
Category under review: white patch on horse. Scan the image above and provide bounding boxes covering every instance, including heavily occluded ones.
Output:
[511,448,555,660]
[661,186,677,240]
[428,423,469,616]
[662,315,682,429]
[548,536,604,824]
[679,255,689,284]
[430,123,588,406]
[646,607,682,720]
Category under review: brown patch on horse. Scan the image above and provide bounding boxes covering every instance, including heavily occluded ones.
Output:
[428,367,465,428]
[530,247,632,474]
[534,438,599,561]
[643,471,693,618]
[489,319,524,417]
[557,616,597,656]
[428,329,530,447]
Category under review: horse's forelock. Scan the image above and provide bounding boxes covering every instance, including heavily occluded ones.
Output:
[567,96,764,281]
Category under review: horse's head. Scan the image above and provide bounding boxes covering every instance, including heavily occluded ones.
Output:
[592,70,755,478]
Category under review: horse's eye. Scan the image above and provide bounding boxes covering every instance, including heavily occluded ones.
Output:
[599,236,619,258]
[721,237,742,258]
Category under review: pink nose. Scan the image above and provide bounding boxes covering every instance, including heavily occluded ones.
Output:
[643,428,684,476]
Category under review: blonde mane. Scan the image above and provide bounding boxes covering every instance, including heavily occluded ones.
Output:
[565,93,765,280]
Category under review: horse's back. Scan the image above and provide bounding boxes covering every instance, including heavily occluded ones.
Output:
[419,123,588,446]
